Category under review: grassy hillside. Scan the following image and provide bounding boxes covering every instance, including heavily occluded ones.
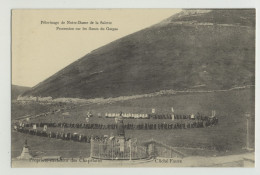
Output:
[22,9,255,99]
[12,87,255,158]
[12,85,30,100]
[11,101,77,120]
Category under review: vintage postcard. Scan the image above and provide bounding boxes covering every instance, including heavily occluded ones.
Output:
[11,9,255,167]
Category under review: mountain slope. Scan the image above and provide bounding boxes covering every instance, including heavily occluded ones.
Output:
[22,9,255,99]
[12,85,30,100]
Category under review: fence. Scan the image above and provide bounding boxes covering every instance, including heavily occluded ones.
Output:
[90,139,148,160]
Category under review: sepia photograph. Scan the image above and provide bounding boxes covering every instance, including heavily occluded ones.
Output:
[11,9,255,168]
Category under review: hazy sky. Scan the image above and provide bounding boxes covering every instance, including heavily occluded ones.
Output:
[12,9,182,87]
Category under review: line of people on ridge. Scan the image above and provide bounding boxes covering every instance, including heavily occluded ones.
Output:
[15,117,218,131]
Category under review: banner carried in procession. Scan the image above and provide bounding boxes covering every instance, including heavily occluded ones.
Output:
[43,125,47,131]
[62,112,70,116]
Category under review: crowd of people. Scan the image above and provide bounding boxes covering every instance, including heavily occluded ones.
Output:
[103,113,216,120]
[13,116,219,149]
[147,114,215,120]
[15,116,218,131]
[14,126,108,143]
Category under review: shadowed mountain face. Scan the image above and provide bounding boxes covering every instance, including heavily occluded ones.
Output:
[23,9,255,99]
